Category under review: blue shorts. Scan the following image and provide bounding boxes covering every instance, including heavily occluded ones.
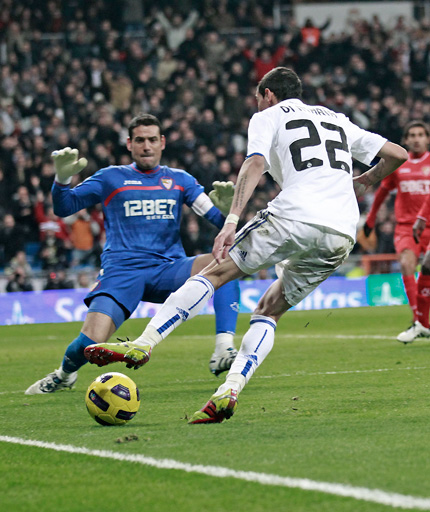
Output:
[84,255,195,318]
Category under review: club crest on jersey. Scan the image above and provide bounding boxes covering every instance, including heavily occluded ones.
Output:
[161,177,173,190]
[422,166,430,176]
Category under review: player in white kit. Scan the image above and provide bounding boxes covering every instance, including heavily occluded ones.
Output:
[85,67,408,423]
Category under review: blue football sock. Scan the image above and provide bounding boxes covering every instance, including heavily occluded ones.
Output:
[62,332,95,373]
[213,279,240,334]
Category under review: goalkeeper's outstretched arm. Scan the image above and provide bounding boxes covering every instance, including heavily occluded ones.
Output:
[51,147,103,217]
[52,147,88,185]
[190,181,235,230]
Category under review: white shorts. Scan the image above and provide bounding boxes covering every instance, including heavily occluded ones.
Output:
[229,211,354,306]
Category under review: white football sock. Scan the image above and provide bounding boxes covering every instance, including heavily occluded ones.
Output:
[216,373,246,395]
[214,332,236,354]
[134,275,215,348]
[58,366,76,381]
[216,314,276,395]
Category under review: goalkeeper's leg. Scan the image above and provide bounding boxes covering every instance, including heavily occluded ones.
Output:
[84,258,244,369]
[210,279,240,376]
[26,296,123,394]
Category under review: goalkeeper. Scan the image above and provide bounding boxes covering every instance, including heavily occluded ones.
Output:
[25,113,240,395]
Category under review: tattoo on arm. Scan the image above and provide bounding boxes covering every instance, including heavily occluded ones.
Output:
[368,160,385,185]
[366,158,395,186]
[234,175,248,210]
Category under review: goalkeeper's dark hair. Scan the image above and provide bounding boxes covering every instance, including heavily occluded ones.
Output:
[128,113,163,139]
[258,67,302,101]
[403,120,430,141]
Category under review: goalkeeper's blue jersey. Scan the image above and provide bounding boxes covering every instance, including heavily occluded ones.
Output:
[52,163,204,261]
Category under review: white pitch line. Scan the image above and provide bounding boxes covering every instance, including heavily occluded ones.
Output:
[167,365,430,386]
[0,336,61,342]
[183,334,395,340]
[1,435,429,510]
[257,366,430,380]
[2,366,429,395]
[281,334,394,340]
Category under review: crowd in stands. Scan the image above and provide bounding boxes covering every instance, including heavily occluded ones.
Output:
[0,0,429,290]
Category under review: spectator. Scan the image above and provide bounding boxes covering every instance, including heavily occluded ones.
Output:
[44,270,75,290]
[156,50,178,84]
[65,209,100,267]
[222,82,246,130]
[247,45,287,82]
[6,266,34,292]
[156,9,199,51]
[0,213,26,266]
[76,270,92,288]
[10,186,38,241]
[202,31,227,72]
[6,250,33,278]
[300,17,331,48]
[39,224,69,271]
[34,191,70,242]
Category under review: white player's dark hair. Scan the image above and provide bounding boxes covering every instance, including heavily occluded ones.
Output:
[258,67,302,101]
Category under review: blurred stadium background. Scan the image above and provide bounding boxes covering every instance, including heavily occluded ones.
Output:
[0,0,428,321]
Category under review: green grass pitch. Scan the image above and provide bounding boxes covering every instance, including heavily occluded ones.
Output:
[1,305,430,512]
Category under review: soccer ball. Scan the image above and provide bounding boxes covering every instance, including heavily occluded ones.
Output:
[85,372,141,426]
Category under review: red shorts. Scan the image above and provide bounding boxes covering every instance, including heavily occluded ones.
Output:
[394,224,430,257]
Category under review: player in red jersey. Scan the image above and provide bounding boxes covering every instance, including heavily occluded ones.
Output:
[364,121,430,341]
[404,193,430,342]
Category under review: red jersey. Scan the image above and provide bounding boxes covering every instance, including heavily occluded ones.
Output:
[366,151,430,226]
[417,180,430,221]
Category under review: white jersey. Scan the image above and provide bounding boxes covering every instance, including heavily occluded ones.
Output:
[246,98,387,240]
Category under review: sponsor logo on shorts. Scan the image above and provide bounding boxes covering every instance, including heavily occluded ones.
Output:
[238,250,248,261]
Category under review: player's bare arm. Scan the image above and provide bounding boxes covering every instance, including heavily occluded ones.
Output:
[231,155,266,213]
[414,193,430,243]
[212,155,265,263]
[353,141,407,197]
[413,217,426,243]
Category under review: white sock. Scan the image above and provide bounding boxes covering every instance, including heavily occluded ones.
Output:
[216,314,276,395]
[134,275,214,348]
[214,332,235,354]
[58,366,76,380]
[216,373,246,395]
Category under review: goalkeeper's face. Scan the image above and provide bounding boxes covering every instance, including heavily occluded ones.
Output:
[127,125,166,170]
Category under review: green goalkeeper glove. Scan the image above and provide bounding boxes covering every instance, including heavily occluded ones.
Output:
[51,147,88,185]
[209,181,235,216]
